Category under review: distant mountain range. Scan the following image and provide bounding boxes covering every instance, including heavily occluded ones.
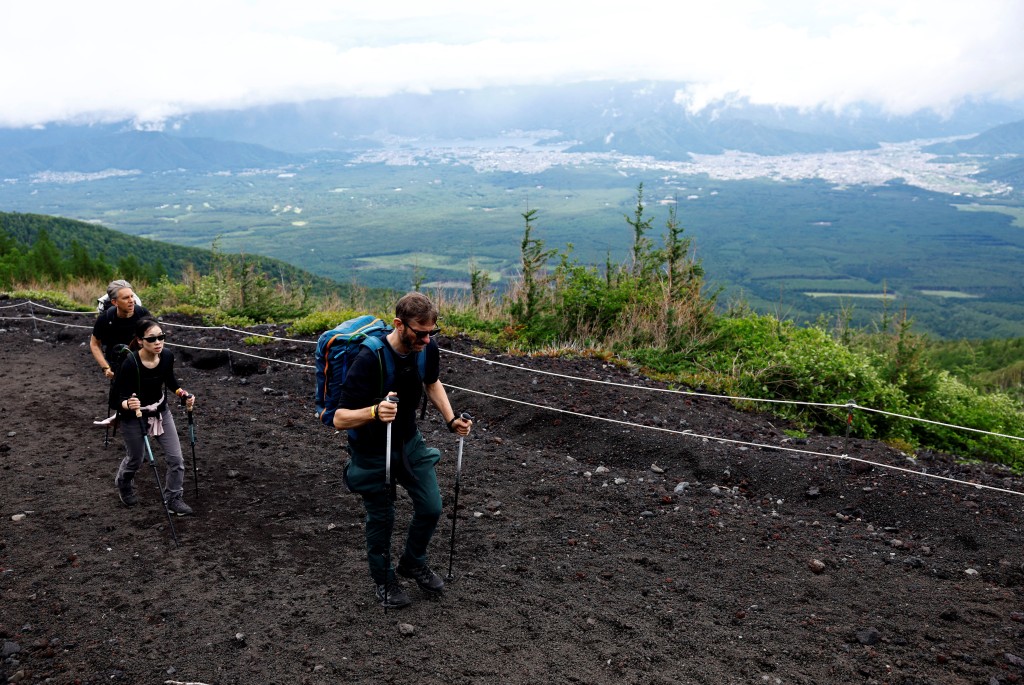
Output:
[924,119,1024,155]
[1,81,1022,178]
[0,129,296,176]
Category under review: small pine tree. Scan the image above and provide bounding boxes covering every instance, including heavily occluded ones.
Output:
[626,183,655,278]
[468,259,493,310]
[512,208,556,326]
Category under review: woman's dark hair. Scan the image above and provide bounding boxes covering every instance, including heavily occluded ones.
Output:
[130,317,162,350]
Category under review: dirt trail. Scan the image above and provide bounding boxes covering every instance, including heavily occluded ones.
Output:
[2,301,1024,684]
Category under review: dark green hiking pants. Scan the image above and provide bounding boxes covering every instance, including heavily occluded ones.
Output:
[344,431,443,585]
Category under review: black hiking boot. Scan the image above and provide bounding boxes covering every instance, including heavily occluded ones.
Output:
[375,580,412,609]
[165,496,194,516]
[397,562,445,593]
[115,475,138,507]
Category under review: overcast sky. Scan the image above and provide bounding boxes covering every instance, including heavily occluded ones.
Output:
[2,0,1023,128]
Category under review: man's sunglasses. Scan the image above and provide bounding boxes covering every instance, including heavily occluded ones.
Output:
[403,322,441,339]
[142,334,167,343]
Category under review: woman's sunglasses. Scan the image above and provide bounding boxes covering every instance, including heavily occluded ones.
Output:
[142,334,167,343]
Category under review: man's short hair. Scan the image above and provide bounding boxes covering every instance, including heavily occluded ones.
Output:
[107,279,134,301]
[395,292,438,324]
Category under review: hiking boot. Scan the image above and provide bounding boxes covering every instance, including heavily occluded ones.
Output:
[165,497,193,516]
[397,562,445,593]
[115,475,137,507]
[375,581,412,609]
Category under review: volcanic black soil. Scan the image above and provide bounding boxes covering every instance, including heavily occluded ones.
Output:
[2,299,1024,684]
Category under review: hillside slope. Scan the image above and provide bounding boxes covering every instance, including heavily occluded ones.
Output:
[2,302,1023,684]
[0,211,339,293]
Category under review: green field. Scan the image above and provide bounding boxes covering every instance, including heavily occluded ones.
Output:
[3,160,1024,339]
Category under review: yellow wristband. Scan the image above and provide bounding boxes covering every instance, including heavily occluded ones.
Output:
[102,366,110,371]
[369,404,377,420]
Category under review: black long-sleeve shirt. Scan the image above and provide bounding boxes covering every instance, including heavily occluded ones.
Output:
[116,349,181,416]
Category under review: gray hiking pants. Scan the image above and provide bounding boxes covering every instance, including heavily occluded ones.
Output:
[116,406,185,502]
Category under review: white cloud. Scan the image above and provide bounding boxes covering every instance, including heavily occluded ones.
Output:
[1,0,1023,127]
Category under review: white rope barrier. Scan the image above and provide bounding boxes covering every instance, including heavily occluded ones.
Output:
[855,403,1024,442]
[3,299,1022,450]
[2,300,1021,496]
[443,383,1024,498]
[19,300,91,314]
[165,342,316,369]
[0,314,93,330]
[441,347,849,408]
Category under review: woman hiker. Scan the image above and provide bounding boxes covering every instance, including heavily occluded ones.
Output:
[113,317,196,515]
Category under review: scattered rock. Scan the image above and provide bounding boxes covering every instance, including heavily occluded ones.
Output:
[640,511,655,518]
[10,514,26,522]
[1,640,21,657]
[806,486,820,498]
[227,470,240,478]
[849,461,873,474]
[674,482,689,494]
[230,357,260,376]
[182,349,229,370]
[903,556,924,569]
[398,623,415,636]
[965,568,980,577]
[650,463,665,474]
[595,466,610,474]
[808,559,826,574]
[613,477,627,485]
[855,627,880,646]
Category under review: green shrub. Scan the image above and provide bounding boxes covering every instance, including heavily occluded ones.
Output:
[912,372,1024,467]
[9,289,93,312]
[287,309,366,337]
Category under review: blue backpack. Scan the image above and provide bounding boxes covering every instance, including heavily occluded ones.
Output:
[314,315,425,428]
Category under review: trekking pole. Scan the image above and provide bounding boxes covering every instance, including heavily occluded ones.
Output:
[382,395,399,611]
[446,412,474,582]
[181,393,199,500]
[134,395,179,548]
[102,388,111,449]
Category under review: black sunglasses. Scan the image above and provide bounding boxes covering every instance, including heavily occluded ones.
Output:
[142,334,167,343]
[403,321,441,339]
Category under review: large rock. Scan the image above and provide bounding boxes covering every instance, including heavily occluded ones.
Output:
[179,348,229,370]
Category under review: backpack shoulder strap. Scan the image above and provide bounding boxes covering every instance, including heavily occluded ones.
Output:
[416,349,427,381]
[360,336,393,398]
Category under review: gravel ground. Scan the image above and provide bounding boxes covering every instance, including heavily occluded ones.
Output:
[2,300,1024,684]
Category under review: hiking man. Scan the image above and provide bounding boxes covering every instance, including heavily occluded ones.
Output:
[90,280,151,424]
[333,292,472,608]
